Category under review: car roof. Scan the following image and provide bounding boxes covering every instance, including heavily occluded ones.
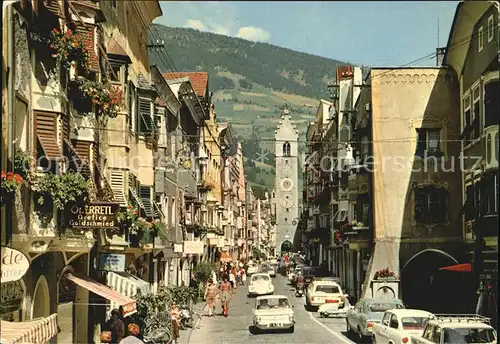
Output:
[256,295,288,301]
[361,298,404,304]
[252,273,271,277]
[386,309,434,317]
[427,319,492,329]
[311,280,341,286]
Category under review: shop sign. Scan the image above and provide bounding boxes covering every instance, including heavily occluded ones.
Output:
[183,241,204,254]
[1,246,30,283]
[65,203,119,229]
[98,253,125,272]
[1,281,23,315]
[209,238,218,246]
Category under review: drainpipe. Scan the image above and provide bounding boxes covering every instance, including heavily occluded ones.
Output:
[5,1,18,246]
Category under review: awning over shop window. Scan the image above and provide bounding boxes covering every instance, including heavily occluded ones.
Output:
[1,313,58,344]
[66,273,137,317]
[106,271,151,298]
[439,263,472,272]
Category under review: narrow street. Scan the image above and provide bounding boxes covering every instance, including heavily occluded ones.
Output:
[188,275,355,344]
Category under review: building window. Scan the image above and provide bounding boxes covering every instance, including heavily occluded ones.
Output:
[283,142,291,156]
[465,184,475,221]
[484,81,499,128]
[482,173,499,216]
[487,15,494,42]
[462,94,472,145]
[415,186,447,224]
[472,85,481,136]
[478,26,484,52]
[109,63,122,84]
[415,128,441,157]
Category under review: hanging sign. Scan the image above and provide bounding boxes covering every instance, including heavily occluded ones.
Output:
[65,203,120,229]
[183,241,204,254]
[1,247,30,283]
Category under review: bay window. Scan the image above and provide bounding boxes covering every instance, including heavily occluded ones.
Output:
[416,128,441,157]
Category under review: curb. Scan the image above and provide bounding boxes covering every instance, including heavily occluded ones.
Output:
[181,305,206,344]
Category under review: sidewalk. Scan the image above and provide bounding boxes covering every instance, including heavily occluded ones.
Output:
[178,302,208,344]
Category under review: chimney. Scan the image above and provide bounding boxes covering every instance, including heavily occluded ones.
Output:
[436,47,447,66]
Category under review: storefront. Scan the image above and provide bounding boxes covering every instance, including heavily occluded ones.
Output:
[1,246,59,344]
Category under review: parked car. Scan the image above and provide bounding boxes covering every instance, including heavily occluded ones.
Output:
[248,273,274,297]
[247,263,259,276]
[372,309,435,344]
[250,295,295,334]
[346,298,405,342]
[411,315,496,344]
[305,280,345,309]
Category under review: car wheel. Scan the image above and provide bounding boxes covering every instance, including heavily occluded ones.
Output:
[249,326,259,335]
[287,326,295,333]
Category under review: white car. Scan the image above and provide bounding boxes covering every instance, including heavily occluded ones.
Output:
[260,264,276,277]
[411,315,497,344]
[306,280,345,308]
[373,309,435,344]
[248,273,274,297]
[250,295,295,334]
[247,263,259,275]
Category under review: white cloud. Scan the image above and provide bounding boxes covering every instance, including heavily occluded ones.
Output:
[184,19,206,31]
[236,26,271,42]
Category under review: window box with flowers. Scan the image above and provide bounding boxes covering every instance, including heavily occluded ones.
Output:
[117,205,158,247]
[185,223,203,237]
[1,171,24,204]
[68,78,123,118]
[33,171,90,226]
[47,28,90,71]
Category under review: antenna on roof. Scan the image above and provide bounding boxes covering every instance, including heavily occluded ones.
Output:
[437,17,440,47]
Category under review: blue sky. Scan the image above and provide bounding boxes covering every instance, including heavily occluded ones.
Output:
[155,1,459,67]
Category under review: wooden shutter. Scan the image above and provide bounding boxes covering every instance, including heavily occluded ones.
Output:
[138,97,154,134]
[35,111,61,160]
[139,185,156,218]
[43,0,64,18]
[109,169,127,207]
[74,23,99,72]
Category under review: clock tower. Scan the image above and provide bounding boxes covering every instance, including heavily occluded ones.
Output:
[274,106,299,253]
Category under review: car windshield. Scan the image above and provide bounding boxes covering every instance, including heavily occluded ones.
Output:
[443,328,496,343]
[401,317,432,330]
[367,302,404,312]
[252,275,269,282]
[257,298,290,310]
[315,285,340,294]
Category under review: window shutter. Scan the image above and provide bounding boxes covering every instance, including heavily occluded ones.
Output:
[139,186,156,218]
[138,97,154,134]
[36,111,61,160]
[109,169,127,207]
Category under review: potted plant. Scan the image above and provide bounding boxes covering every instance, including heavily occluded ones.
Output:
[373,268,398,281]
[34,171,90,210]
[1,171,23,203]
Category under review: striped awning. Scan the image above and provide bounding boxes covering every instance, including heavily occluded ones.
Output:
[106,271,151,298]
[1,313,58,344]
[66,273,137,317]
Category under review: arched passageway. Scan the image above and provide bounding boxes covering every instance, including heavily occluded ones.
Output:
[401,249,467,313]
[32,275,50,319]
[280,240,293,253]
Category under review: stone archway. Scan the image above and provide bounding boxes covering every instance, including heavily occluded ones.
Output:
[401,249,465,313]
[32,275,50,319]
[280,240,293,253]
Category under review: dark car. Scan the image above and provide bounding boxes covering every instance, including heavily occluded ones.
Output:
[299,266,330,285]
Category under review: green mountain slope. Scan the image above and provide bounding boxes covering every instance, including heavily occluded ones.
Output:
[151,25,346,196]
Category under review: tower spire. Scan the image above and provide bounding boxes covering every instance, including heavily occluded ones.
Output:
[283,104,289,115]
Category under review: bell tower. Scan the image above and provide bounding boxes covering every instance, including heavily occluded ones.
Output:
[274,106,299,253]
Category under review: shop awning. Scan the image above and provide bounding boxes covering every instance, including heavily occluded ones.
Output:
[220,252,232,262]
[1,313,58,344]
[66,273,137,317]
[106,271,151,298]
[439,263,472,272]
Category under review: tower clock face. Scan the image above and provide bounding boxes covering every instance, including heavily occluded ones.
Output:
[280,196,295,208]
[280,178,294,191]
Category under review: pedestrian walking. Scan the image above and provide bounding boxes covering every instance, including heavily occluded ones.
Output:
[204,278,218,316]
[229,268,236,290]
[119,323,144,344]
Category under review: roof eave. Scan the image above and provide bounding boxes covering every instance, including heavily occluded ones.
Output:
[442,1,464,66]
